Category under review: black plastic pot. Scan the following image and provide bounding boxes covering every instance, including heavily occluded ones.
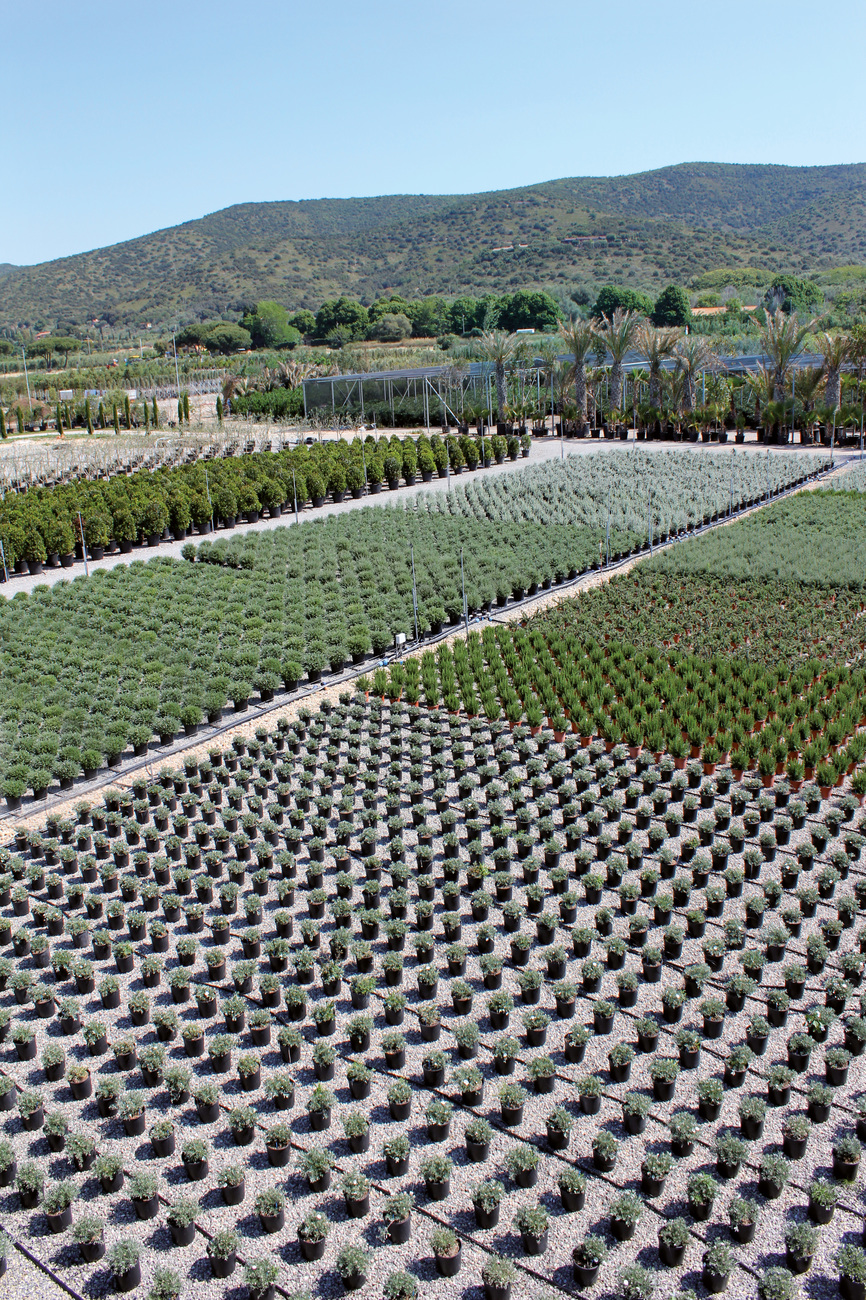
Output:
[132,1194,158,1220]
[114,1262,142,1293]
[474,1202,500,1229]
[572,1260,600,1289]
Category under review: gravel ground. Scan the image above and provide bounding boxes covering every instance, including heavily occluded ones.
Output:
[0,1245,78,1300]
[0,690,863,1300]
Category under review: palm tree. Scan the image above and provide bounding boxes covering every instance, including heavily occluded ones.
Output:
[814,331,850,411]
[599,309,640,412]
[558,319,597,431]
[757,307,819,401]
[675,337,717,411]
[661,369,687,436]
[745,365,775,432]
[479,330,521,422]
[789,365,824,443]
[635,323,680,410]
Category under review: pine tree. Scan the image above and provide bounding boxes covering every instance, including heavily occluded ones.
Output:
[143,401,150,433]
[124,394,131,429]
[98,402,105,429]
[177,398,183,425]
[0,409,6,440]
[216,395,223,423]
[55,404,64,436]
[113,404,120,436]
[182,392,190,424]
[152,397,159,429]
[16,409,23,434]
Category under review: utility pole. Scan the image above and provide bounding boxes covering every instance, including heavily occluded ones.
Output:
[172,333,181,402]
[22,349,32,411]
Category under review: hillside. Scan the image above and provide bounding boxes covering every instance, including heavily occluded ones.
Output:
[3,161,866,331]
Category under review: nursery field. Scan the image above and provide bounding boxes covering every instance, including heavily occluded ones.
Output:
[834,465,866,493]
[647,492,866,590]
[427,450,826,539]
[0,450,828,802]
[537,487,866,669]
[537,572,866,669]
[1,688,866,1300]
[0,432,511,572]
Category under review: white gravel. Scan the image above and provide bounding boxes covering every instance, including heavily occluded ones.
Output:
[0,689,863,1300]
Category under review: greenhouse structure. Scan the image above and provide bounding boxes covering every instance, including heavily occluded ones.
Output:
[301,352,826,426]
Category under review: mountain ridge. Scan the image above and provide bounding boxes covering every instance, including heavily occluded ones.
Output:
[3,161,866,331]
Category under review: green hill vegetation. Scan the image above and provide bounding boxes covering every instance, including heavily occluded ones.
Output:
[3,162,866,332]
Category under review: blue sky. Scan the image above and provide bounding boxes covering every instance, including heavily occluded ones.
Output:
[2,0,864,266]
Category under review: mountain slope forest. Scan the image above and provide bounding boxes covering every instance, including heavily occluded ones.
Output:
[4,162,866,331]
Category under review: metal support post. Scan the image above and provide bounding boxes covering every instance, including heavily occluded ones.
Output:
[292,469,299,525]
[550,367,554,440]
[461,548,468,633]
[410,545,420,644]
[729,460,734,517]
[78,512,89,576]
[605,492,611,566]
